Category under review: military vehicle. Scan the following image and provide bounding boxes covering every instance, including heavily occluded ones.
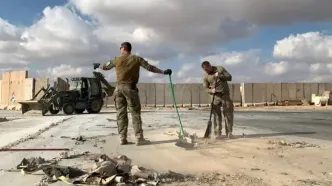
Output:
[18,63,115,115]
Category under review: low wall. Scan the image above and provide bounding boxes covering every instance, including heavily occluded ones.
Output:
[240,83,332,106]
[1,70,332,109]
[105,82,332,107]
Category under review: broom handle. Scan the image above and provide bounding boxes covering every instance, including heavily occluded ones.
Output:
[168,75,185,136]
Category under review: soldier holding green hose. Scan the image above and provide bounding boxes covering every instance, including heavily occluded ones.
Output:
[100,42,172,146]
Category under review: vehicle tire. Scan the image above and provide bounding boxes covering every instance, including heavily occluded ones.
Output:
[75,109,85,114]
[87,99,103,114]
[42,109,48,116]
[63,103,75,115]
[49,105,60,115]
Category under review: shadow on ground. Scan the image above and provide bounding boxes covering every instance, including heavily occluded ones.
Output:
[192,131,317,150]
[42,110,156,116]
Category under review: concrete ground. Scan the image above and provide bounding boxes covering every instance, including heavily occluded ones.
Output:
[0,107,331,186]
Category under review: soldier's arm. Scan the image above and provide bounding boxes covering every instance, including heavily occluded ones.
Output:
[138,57,164,74]
[217,66,232,81]
[102,59,116,70]
[203,76,212,93]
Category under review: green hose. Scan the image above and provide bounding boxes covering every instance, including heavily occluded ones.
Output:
[168,75,185,137]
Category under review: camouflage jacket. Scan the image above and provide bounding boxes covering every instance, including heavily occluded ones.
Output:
[202,66,232,95]
[102,54,164,84]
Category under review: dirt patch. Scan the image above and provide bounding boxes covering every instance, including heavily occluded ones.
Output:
[124,132,332,186]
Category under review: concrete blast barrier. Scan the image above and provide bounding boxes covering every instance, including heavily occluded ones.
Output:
[34,78,49,100]
[146,83,156,107]
[181,84,191,107]
[155,83,165,107]
[164,83,173,106]
[288,83,297,100]
[137,83,147,107]
[241,83,253,106]
[3,71,28,107]
[325,83,332,91]
[24,78,35,100]
[296,83,305,100]
[303,83,311,101]
[281,83,289,100]
[191,84,200,106]
[56,78,69,91]
[252,83,267,104]
[310,83,319,95]
[199,84,209,106]
[232,83,241,104]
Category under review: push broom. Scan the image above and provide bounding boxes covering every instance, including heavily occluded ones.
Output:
[168,75,194,149]
[204,76,218,138]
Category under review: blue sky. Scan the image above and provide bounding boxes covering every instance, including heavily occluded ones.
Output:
[0,0,67,26]
[1,0,332,82]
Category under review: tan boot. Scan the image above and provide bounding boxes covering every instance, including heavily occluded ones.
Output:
[120,139,128,145]
[136,138,151,146]
[227,132,234,139]
[215,131,222,140]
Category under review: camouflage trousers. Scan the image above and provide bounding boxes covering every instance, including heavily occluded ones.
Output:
[114,84,143,140]
[210,93,234,136]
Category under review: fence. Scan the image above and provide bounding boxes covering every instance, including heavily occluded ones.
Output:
[1,70,331,110]
[105,83,332,107]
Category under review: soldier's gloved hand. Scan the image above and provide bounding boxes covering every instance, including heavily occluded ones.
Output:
[93,63,101,70]
[164,69,172,75]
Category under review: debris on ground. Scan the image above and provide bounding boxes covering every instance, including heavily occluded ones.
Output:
[17,157,57,174]
[58,151,90,160]
[16,154,217,185]
[0,117,9,122]
[268,140,320,148]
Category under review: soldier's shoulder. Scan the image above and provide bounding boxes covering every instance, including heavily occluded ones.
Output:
[129,54,144,60]
[215,65,225,70]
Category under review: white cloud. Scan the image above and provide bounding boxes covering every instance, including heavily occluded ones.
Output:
[36,64,91,80]
[264,61,289,76]
[1,1,332,82]
[273,32,332,62]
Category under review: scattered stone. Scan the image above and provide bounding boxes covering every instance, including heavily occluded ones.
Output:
[147,125,152,127]
[35,175,50,186]
[297,179,319,185]
[251,168,261,171]
[59,152,68,159]
[268,140,320,148]
[281,172,288,175]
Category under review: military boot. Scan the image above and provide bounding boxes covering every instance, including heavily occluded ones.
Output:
[227,132,234,139]
[136,138,151,146]
[215,131,222,140]
[120,139,128,145]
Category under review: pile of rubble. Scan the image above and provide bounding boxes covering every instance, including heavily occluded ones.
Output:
[15,153,198,186]
[268,140,320,148]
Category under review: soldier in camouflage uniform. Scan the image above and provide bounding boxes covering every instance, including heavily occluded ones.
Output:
[101,42,172,145]
[201,61,234,139]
